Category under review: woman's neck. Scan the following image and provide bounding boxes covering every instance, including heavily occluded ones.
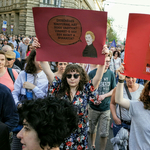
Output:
[54,71,62,79]
[0,67,6,77]
[70,87,78,101]
[128,83,139,92]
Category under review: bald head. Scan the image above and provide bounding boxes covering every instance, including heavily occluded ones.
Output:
[2,45,13,52]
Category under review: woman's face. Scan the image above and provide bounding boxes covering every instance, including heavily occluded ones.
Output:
[17,120,42,150]
[0,54,6,69]
[57,62,68,73]
[114,52,118,58]
[125,76,137,88]
[85,34,93,46]
[66,71,80,88]
[29,46,33,51]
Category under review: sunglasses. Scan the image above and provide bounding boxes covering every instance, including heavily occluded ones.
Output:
[7,58,14,61]
[66,74,80,79]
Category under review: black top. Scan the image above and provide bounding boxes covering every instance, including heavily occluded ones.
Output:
[82,44,97,58]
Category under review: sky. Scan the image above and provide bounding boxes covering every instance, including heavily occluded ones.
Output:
[104,0,150,41]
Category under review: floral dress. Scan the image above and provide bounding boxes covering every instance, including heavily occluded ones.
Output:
[49,76,97,150]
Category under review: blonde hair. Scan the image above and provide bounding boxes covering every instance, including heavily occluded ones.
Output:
[85,31,95,42]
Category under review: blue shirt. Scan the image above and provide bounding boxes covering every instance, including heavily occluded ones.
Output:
[13,50,20,58]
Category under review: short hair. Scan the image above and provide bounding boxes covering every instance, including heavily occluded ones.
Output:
[23,37,30,43]
[0,51,6,56]
[18,97,79,149]
[113,50,120,57]
[25,49,37,74]
[3,39,8,42]
[0,51,6,63]
[139,81,150,110]
[7,43,14,50]
[85,31,95,42]
[2,45,12,52]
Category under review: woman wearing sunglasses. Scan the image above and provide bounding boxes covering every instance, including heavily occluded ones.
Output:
[33,38,108,150]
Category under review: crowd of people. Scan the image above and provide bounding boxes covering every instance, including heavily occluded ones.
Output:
[0,32,149,150]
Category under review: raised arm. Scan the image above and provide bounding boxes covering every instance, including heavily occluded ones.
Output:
[110,87,121,125]
[40,61,54,85]
[92,45,109,89]
[115,66,130,109]
[32,38,55,85]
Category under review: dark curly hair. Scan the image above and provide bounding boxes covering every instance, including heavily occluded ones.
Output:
[113,50,120,57]
[58,64,89,100]
[25,49,37,74]
[18,97,79,149]
[139,81,150,110]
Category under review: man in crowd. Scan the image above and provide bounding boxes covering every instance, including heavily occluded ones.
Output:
[5,51,21,74]
[19,37,30,68]
[8,43,21,61]
[88,55,116,150]
[9,36,17,49]
[2,45,22,70]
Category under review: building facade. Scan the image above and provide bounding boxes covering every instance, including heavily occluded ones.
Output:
[0,0,105,36]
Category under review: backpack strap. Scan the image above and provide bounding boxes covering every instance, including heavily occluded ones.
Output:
[124,83,132,100]
[7,68,15,83]
[119,83,132,121]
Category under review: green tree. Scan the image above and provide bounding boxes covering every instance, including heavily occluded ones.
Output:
[107,17,118,42]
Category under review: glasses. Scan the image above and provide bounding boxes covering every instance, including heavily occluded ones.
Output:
[66,74,80,79]
[106,61,110,64]
[7,58,14,61]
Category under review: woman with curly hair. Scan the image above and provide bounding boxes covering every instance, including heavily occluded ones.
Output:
[17,97,79,150]
[33,38,109,150]
[11,49,48,150]
[115,66,150,149]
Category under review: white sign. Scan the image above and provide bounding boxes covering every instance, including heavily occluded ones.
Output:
[2,24,7,28]
[11,25,14,29]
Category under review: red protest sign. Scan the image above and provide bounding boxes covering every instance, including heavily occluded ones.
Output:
[33,7,107,64]
[124,13,150,80]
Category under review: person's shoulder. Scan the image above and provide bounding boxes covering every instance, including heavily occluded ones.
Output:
[107,69,114,75]
[88,68,97,75]
[19,70,25,75]
[138,84,144,90]
[130,100,143,108]
[0,83,11,94]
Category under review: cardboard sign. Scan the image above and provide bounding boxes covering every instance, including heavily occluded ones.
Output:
[33,7,107,64]
[124,13,150,80]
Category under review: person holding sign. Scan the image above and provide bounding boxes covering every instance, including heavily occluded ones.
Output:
[33,38,108,150]
[115,65,150,149]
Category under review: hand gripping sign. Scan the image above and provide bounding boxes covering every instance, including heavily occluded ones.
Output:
[123,13,150,80]
[33,7,107,64]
